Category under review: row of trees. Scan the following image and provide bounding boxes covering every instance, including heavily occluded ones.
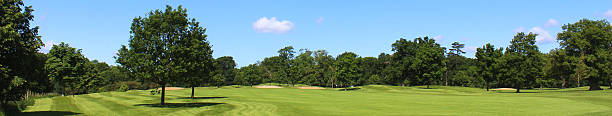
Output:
[221,19,612,93]
[2,1,610,108]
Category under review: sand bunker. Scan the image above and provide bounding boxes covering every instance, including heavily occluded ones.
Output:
[297,87,325,89]
[157,87,185,90]
[254,85,283,88]
[492,88,516,91]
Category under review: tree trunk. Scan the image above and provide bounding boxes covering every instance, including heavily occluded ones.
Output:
[515,85,520,93]
[561,78,566,89]
[588,79,603,90]
[427,84,430,89]
[486,82,489,91]
[161,85,166,105]
[577,77,581,87]
[191,86,195,99]
[609,82,612,89]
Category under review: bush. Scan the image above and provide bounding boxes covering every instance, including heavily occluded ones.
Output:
[118,83,129,92]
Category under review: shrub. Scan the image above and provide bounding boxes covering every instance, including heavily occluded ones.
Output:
[118,83,129,92]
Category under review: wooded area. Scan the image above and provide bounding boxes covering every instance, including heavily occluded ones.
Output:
[1,0,611,115]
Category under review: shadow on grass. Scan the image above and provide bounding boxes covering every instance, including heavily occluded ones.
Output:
[339,88,361,91]
[21,111,81,116]
[135,102,225,108]
[497,91,540,93]
[178,97,228,99]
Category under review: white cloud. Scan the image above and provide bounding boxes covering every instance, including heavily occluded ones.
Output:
[316,17,324,24]
[513,27,525,33]
[465,46,478,53]
[39,40,58,53]
[253,17,294,34]
[604,10,612,19]
[433,35,443,42]
[529,27,556,44]
[544,19,558,28]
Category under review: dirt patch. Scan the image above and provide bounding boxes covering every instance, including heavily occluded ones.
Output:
[492,88,516,91]
[254,85,283,88]
[297,87,325,90]
[157,87,185,90]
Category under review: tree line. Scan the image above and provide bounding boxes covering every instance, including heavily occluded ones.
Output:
[2,1,611,111]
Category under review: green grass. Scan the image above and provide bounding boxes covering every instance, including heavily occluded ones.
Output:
[22,85,612,116]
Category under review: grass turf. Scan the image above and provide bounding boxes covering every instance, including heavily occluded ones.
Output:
[22,85,612,116]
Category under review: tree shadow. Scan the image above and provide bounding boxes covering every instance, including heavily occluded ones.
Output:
[497,91,540,93]
[339,88,361,91]
[417,87,438,89]
[177,97,228,99]
[21,111,82,116]
[134,102,225,108]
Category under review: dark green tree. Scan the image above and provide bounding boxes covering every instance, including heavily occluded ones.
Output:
[45,42,90,95]
[392,37,445,88]
[116,5,205,104]
[475,43,504,91]
[500,32,543,93]
[334,52,361,88]
[0,0,43,106]
[548,48,573,89]
[178,20,213,98]
[557,19,612,90]
[211,56,236,87]
[313,50,335,87]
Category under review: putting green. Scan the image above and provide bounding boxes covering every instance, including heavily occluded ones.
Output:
[23,85,612,116]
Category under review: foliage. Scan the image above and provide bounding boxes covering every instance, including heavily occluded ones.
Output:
[116,5,207,104]
[392,37,445,88]
[499,32,543,93]
[475,43,504,91]
[45,42,90,95]
[557,19,612,90]
[0,0,43,107]
[334,52,361,88]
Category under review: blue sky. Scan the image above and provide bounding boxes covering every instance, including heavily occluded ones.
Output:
[26,0,612,67]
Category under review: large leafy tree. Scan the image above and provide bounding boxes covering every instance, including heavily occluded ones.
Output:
[475,43,504,91]
[294,49,316,85]
[500,32,543,93]
[446,41,467,86]
[557,19,612,90]
[392,37,445,88]
[313,50,335,87]
[45,42,90,95]
[334,52,361,88]
[117,5,207,104]
[0,0,43,105]
[211,56,236,87]
[178,20,213,98]
[278,46,296,85]
[548,48,573,89]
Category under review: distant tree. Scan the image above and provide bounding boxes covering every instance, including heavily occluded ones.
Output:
[212,56,236,87]
[0,0,44,106]
[392,37,445,88]
[235,64,262,86]
[261,56,285,85]
[500,32,543,93]
[45,42,90,95]
[548,48,573,89]
[278,46,296,85]
[116,5,204,105]
[557,19,612,90]
[178,20,213,98]
[475,43,503,91]
[446,41,467,86]
[334,52,361,88]
[313,50,335,87]
[294,49,316,86]
[359,57,378,85]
